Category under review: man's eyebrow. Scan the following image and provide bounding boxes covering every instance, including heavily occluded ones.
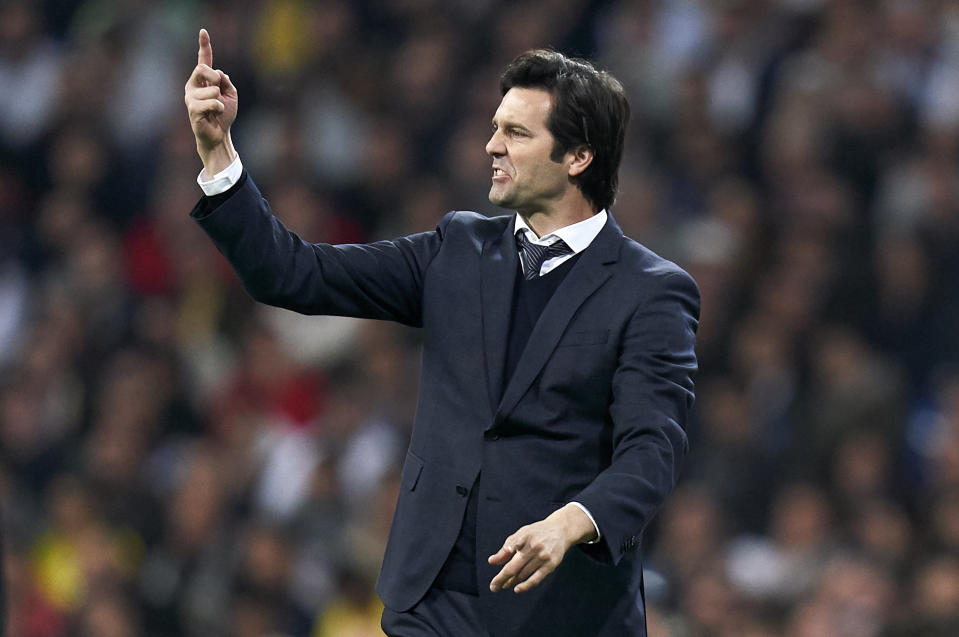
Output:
[492,119,532,133]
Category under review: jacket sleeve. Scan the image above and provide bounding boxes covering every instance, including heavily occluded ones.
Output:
[572,269,700,565]
[190,171,451,327]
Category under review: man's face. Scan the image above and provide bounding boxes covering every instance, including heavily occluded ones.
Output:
[486,87,572,215]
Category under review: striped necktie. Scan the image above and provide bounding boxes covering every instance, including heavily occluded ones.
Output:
[515,231,574,280]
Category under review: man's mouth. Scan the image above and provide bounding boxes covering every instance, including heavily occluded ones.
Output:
[493,167,509,180]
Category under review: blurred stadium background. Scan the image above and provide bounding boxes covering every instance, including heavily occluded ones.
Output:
[2,0,959,635]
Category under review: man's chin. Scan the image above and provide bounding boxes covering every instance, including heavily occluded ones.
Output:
[488,190,512,210]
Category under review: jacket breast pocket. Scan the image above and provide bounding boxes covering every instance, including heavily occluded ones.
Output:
[401,450,424,491]
[557,329,609,348]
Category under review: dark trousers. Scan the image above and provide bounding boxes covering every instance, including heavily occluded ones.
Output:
[381,587,489,637]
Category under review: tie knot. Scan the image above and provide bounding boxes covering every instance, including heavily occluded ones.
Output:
[516,231,573,279]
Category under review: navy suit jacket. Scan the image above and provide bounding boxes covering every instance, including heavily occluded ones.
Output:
[192,172,700,636]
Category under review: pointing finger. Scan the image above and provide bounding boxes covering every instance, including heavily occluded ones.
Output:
[198,28,213,68]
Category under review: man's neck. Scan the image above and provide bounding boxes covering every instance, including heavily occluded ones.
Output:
[518,196,598,238]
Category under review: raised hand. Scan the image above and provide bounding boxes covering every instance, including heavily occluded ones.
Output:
[184,28,238,175]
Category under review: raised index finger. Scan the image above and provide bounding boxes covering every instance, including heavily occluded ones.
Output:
[198,28,213,68]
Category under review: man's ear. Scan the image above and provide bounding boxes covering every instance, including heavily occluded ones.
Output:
[568,145,594,177]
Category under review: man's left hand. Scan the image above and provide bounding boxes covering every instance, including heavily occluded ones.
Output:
[488,504,597,593]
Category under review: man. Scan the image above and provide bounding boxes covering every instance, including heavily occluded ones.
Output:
[185,29,699,637]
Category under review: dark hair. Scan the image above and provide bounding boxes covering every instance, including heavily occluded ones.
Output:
[500,50,630,211]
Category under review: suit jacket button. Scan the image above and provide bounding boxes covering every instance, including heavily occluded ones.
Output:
[456,485,468,496]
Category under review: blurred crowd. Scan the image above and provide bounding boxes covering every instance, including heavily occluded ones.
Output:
[1,0,959,635]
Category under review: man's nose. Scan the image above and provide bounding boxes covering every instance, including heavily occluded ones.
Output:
[486,131,504,156]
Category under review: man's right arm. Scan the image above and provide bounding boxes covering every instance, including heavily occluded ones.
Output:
[184,29,446,327]
[190,171,449,327]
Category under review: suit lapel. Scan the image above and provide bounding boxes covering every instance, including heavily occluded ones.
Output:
[481,220,520,413]
[493,214,623,423]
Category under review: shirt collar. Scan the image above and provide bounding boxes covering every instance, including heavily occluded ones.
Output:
[513,210,608,254]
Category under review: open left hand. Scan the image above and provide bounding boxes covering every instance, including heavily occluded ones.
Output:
[488,504,596,594]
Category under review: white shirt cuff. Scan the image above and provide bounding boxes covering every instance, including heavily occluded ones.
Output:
[569,501,601,544]
[197,154,243,196]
